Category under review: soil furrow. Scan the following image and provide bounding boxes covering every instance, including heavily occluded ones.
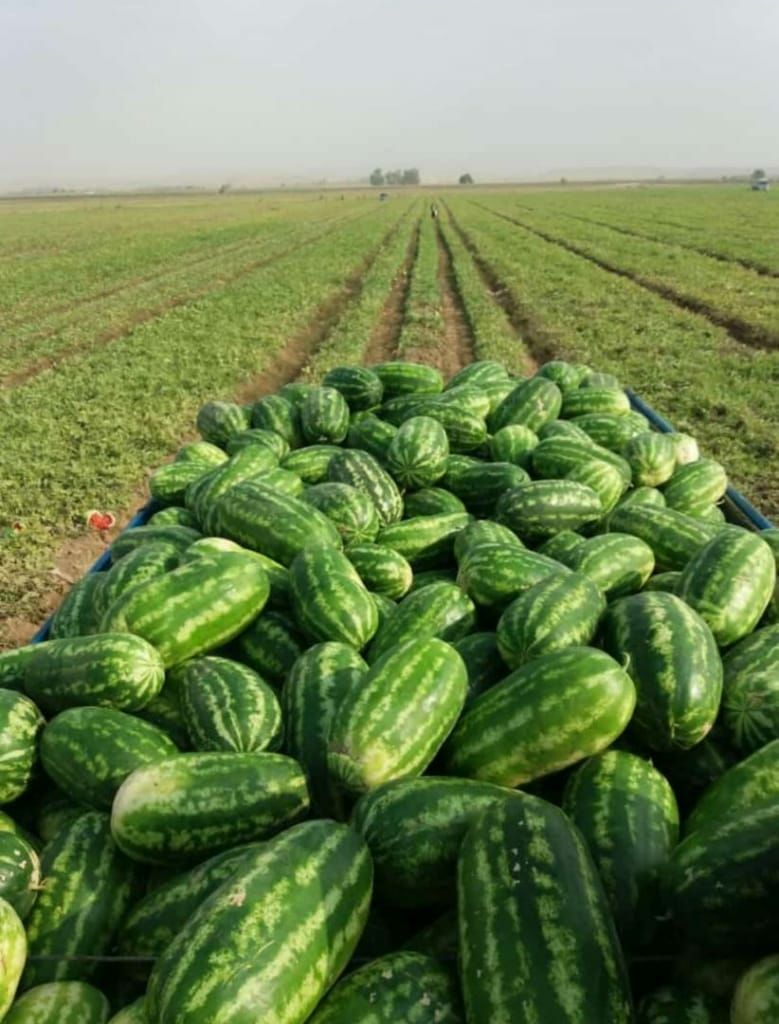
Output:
[434,218,477,377]
[474,203,778,352]
[363,219,420,364]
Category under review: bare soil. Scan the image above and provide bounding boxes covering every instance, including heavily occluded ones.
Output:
[363,221,420,364]
[434,221,476,377]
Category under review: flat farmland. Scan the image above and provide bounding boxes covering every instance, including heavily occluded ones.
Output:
[1,184,777,645]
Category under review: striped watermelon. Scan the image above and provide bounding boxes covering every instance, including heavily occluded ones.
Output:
[600,592,722,751]
[117,844,259,959]
[663,459,728,517]
[40,707,178,809]
[385,416,449,489]
[300,386,350,444]
[111,751,309,863]
[637,986,728,1024]
[182,539,291,608]
[458,795,633,1023]
[453,632,507,704]
[352,776,516,907]
[304,482,381,545]
[290,546,378,649]
[136,685,190,750]
[372,360,444,397]
[607,504,718,571]
[685,739,779,836]
[453,520,522,563]
[328,450,403,526]
[211,480,343,563]
[346,413,397,461]
[186,445,280,528]
[367,581,476,663]
[48,574,103,639]
[196,400,250,447]
[278,382,313,408]
[569,532,655,598]
[176,440,230,466]
[488,376,562,433]
[496,480,603,542]
[675,528,776,646]
[149,460,212,507]
[531,435,630,483]
[496,571,605,668]
[537,529,586,563]
[0,690,44,803]
[20,634,165,713]
[563,750,679,938]
[572,412,644,452]
[443,647,635,786]
[566,459,627,514]
[281,444,341,483]
[0,897,25,1018]
[731,956,779,1024]
[643,571,683,593]
[328,637,467,796]
[488,423,539,467]
[440,454,481,490]
[406,401,487,452]
[92,541,180,624]
[402,487,466,517]
[23,812,138,987]
[561,386,631,418]
[145,820,372,1024]
[436,385,492,419]
[377,512,471,570]
[5,982,111,1024]
[107,998,147,1023]
[670,432,701,465]
[282,643,368,818]
[172,656,282,753]
[308,951,464,1023]
[102,552,270,668]
[616,485,667,510]
[233,609,304,685]
[536,359,586,392]
[110,524,201,561]
[720,623,779,754]
[322,365,384,410]
[225,428,289,459]
[344,543,413,599]
[448,359,509,389]
[538,418,594,443]
[456,541,568,608]
[250,394,303,448]
[0,832,40,919]
[449,461,530,518]
[623,431,677,486]
[33,795,90,845]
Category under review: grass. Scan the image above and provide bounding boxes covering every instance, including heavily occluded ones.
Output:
[396,215,445,358]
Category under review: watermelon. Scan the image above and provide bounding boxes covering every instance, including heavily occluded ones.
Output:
[175,440,229,466]
[33,794,90,845]
[453,520,522,563]
[496,571,605,667]
[290,546,378,649]
[102,551,270,668]
[606,505,717,571]
[300,386,350,444]
[563,750,679,938]
[372,360,443,397]
[643,571,683,593]
[352,776,516,908]
[5,982,111,1024]
[19,634,164,714]
[385,416,449,489]
[536,359,586,392]
[623,431,677,486]
[0,897,25,1017]
[117,844,259,959]
[322,365,384,410]
[537,529,586,563]
[531,435,630,483]
[328,449,403,526]
[572,412,644,452]
[685,739,779,835]
[186,445,281,528]
[145,820,372,1024]
[328,637,467,796]
[282,643,368,818]
[456,541,568,608]
[488,376,562,433]
[196,400,250,447]
[731,956,779,1024]
[48,574,104,639]
[663,459,728,516]
[225,428,289,459]
[402,487,466,517]
[616,485,667,510]
[600,591,722,751]
[344,543,413,599]
[377,512,471,570]
[110,524,201,562]
[458,795,633,1023]
[496,480,603,541]
[143,506,200,528]
[637,986,727,1024]
[172,656,282,753]
[453,632,507,704]
[443,646,635,786]
[761,528,779,622]
[367,581,476,663]
[92,541,180,624]
[308,951,464,1023]
[278,381,313,408]
[566,459,627,514]
[135,685,190,750]
[488,423,539,467]
[0,832,40,919]
[720,623,779,754]
[111,751,309,863]
[406,401,487,452]
[40,707,178,810]
[569,532,655,598]
[250,394,303,448]
[23,812,137,987]
[182,538,290,607]
[149,460,211,507]
[0,690,44,803]
[561,386,631,418]
[346,413,397,461]
[675,528,775,647]
[304,482,380,545]
[233,610,305,685]
[448,359,509,389]
[281,444,341,483]
[436,386,495,420]
[670,432,701,465]
[212,480,342,563]
[538,418,594,443]
[107,998,147,1023]
[449,461,530,518]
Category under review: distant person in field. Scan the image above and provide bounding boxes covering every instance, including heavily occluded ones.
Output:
[431,204,439,219]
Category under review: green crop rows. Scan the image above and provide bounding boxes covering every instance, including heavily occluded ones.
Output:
[1,184,777,645]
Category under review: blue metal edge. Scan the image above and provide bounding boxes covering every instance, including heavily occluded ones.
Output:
[626,389,774,532]
[31,499,158,645]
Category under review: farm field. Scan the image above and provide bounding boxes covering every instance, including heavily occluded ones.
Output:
[1,183,777,646]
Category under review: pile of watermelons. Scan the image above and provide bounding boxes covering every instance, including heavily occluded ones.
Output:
[0,358,777,1023]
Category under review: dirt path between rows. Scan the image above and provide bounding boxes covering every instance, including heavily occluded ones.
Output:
[434,219,477,379]
[363,220,420,364]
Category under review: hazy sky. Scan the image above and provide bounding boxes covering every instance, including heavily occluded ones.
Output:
[2,0,777,189]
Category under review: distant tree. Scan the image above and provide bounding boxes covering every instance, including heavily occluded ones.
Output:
[459,173,474,185]
[369,168,385,186]
[385,170,402,185]
[751,168,766,180]
[401,168,420,185]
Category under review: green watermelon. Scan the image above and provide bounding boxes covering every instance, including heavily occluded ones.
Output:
[344,543,413,599]
[637,986,728,1024]
[402,487,466,517]
[372,360,444,397]
[377,513,471,570]
[488,424,539,467]
[367,581,476,663]
[328,450,403,526]
[453,632,507,704]
[281,444,341,483]
[456,542,568,608]
[720,623,779,754]
[346,413,397,461]
[300,386,350,444]
[0,832,40,919]
[663,459,728,517]
[0,690,44,803]
[250,394,303,448]
[561,386,631,418]
[623,431,677,486]
[385,416,449,489]
[488,376,562,433]
[196,400,250,447]
[225,428,289,459]
[48,574,104,639]
[5,982,111,1023]
[569,532,655,598]
[685,739,779,836]
[110,524,201,562]
[496,480,602,541]
[290,546,379,649]
[453,520,522,563]
[731,956,779,1024]
[607,504,718,571]
[0,897,25,1018]
[449,461,530,518]
[322,365,384,410]
[233,610,304,686]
